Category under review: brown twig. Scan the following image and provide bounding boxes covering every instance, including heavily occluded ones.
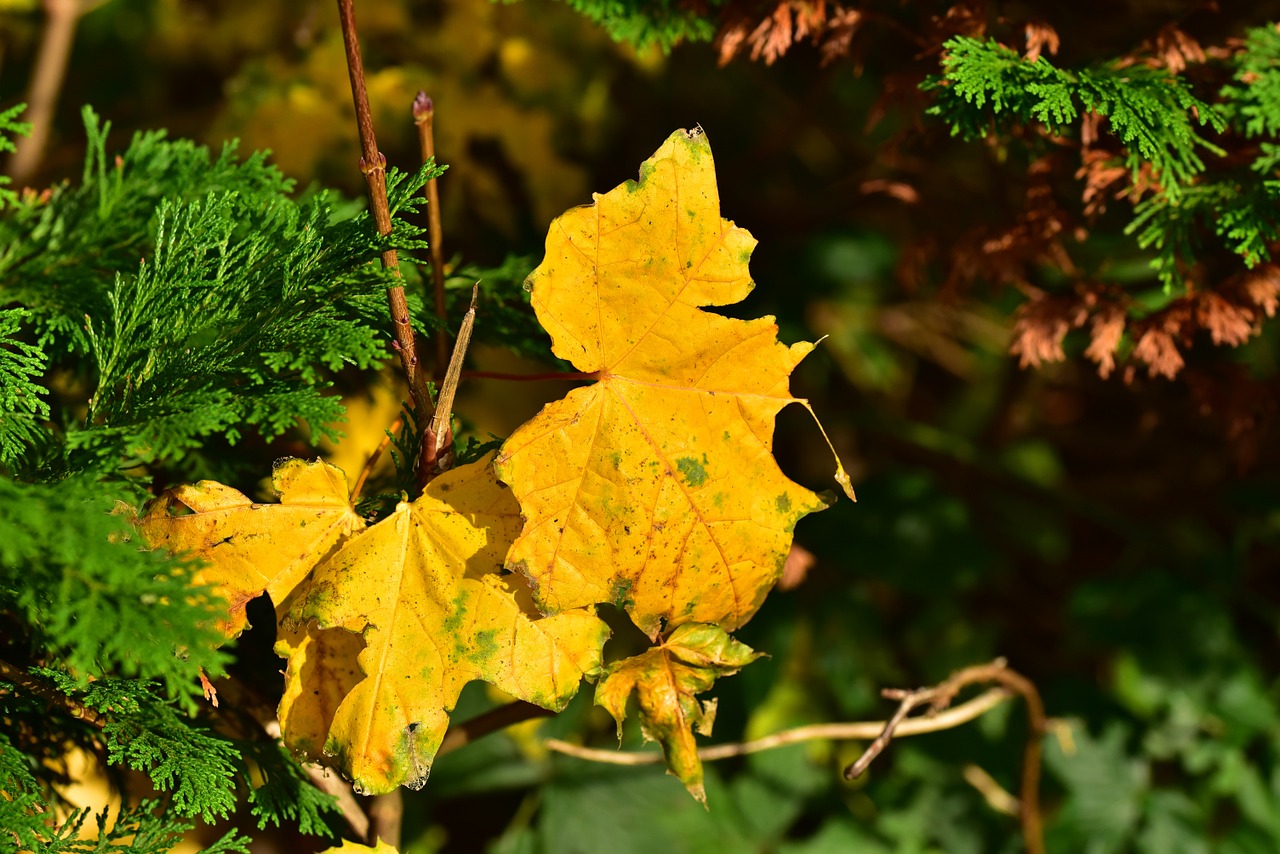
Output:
[335,0,433,429]
[438,700,555,757]
[461,370,599,382]
[412,91,449,383]
[366,790,403,848]
[543,687,1009,766]
[350,414,403,503]
[260,717,370,841]
[842,659,1045,854]
[0,657,104,728]
[421,284,477,481]
[9,0,83,184]
[963,763,1021,817]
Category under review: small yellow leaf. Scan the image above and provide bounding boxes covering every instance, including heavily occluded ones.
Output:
[283,453,609,794]
[137,459,363,638]
[595,623,762,803]
[318,840,399,854]
[496,127,833,638]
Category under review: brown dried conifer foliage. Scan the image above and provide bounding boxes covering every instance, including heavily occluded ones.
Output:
[692,1,1280,465]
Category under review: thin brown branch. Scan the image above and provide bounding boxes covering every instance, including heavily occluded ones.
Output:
[9,0,82,184]
[461,370,599,382]
[413,91,448,383]
[0,657,104,728]
[421,284,477,483]
[366,790,403,848]
[437,700,554,757]
[351,414,403,502]
[963,763,1020,817]
[844,685,925,778]
[842,659,1045,854]
[261,718,370,841]
[335,0,433,427]
[543,687,1009,765]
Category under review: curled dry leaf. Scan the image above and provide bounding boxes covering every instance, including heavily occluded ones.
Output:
[280,454,609,795]
[136,459,364,639]
[595,622,762,803]
[495,128,850,640]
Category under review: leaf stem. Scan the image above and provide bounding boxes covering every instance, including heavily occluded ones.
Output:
[335,0,433,425]
[413,91,449,383]
[461,370,599,382]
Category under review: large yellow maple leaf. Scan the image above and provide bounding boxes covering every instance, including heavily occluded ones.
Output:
[496,128,844,638]
[136,459,363,638]
[280,453,609,794]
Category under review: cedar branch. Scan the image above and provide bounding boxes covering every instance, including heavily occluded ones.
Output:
[0,657,104,728]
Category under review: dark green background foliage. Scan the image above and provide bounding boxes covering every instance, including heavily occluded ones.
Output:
[4,0,1280,851]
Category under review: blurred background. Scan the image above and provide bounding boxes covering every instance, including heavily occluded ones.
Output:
[5,0,1280,850]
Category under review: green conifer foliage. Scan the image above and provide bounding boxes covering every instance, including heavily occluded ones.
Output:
[0,105,432,849]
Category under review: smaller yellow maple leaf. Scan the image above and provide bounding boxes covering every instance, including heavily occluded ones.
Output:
[136,459,363,639]
[281,453,610,795]
[319,840,399,854]
[595,622,762,804]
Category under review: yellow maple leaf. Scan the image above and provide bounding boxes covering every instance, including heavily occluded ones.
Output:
[281,453,609,795]
[275,611,365,762]
[496,128,847,638]
[136,459,363,638]
[318,840,399,854]
[596,622,762,803]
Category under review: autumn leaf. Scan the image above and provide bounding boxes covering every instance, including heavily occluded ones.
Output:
[282,453,609,795]
[596,622,762,803]
[275,610,365,762]
[496,127,847,639]
[136,459,363,638]
[319,840,398,854]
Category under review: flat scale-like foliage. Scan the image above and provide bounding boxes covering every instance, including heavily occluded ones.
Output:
[0,106,436,479]
[0,104,431,849]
